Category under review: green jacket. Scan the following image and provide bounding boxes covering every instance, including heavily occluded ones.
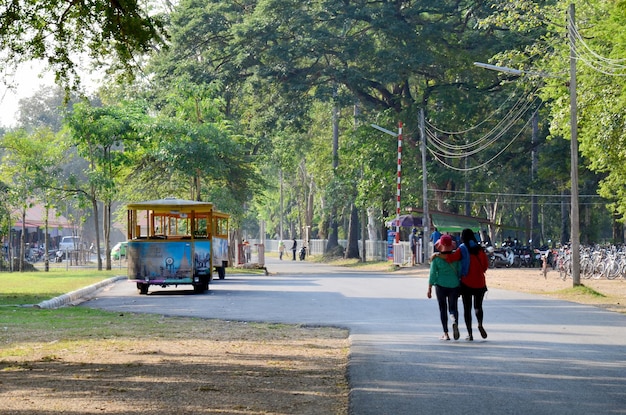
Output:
[429,256,460,288]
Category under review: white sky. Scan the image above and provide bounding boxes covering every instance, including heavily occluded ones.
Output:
[0,61,56,127]
[0,60,102,128]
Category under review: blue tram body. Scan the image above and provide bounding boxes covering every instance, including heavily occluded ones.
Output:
[125,198,229,294]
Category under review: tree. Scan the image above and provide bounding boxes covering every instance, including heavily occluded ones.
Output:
[16,86,82,132]
[96,0,614,259]
[0,127,64,271]
[0,0,165,91]
[204,0,544,243]
[66,101,146,270]
[481,0,619,242]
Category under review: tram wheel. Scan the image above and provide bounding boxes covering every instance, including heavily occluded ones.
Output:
[193,277,208,293]
[138,283,149,295]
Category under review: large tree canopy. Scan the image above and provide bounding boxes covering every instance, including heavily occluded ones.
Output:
[3,0,622,257]
[0,0,165,90]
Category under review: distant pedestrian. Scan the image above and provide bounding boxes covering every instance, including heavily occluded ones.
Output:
[291,238,297,261]
[410,228,418,266]
[278,240,285,260]
[243,240,251,263]
[430,227,441,252]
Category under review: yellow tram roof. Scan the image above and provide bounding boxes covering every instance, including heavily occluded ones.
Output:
[127,198,214,213]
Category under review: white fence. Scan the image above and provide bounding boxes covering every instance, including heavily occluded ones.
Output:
[251,239,426,265]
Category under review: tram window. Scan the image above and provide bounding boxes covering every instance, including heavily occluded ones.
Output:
[194,218,209,238]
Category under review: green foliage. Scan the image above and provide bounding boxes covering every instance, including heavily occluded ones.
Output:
[0,127,66,238]
[66,101,146,201]
[3,0,622,248]
[0,0,165,91]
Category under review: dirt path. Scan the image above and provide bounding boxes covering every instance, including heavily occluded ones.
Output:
[483,266,626,313]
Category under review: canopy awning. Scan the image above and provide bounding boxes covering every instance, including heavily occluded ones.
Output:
[431,213,482,233]
[386,214,423,228]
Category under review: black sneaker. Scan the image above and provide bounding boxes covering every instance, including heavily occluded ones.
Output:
[478,325,488,339]
[452,322,460,340]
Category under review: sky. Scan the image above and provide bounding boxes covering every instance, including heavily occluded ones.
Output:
[0,60,102,128]
[0,60,56,127]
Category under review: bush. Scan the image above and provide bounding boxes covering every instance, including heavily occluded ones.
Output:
[323,245,345,260]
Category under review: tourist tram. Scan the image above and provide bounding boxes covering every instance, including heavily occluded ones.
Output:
[125,198,230,294]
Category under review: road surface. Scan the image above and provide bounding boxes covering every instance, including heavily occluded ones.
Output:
[83,258,626,415]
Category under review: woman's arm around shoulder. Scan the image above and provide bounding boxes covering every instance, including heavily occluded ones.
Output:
[444,248,462,263]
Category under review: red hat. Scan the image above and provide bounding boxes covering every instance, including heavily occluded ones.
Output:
[436,234,454,251]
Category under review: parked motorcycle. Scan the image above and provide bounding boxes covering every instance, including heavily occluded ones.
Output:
[487,246,516,268]
[517,246,534,267]
[535,245,555,269]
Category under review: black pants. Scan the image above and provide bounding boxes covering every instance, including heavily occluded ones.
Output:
[460,284,487,335]
[435,285,460,333]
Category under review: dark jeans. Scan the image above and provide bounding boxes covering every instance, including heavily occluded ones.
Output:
[435,285,460,333]
[460,284,488,335]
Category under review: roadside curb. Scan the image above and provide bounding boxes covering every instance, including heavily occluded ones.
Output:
[35,276,126,309]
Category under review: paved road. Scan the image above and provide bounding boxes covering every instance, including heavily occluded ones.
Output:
[83,258,626,415]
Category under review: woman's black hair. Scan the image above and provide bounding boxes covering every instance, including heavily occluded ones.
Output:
[461,228,483,255]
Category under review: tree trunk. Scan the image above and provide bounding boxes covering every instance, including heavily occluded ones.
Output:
[360,207,367,262]
[326,93,340,253]
[613,214,624,244]
[345,204,360,259]
[91,194,102,271]
[44,203,49,272]
[104,200,111,270]
[326,213,339,251]
[561,188,569,245]
[20,209,26,272]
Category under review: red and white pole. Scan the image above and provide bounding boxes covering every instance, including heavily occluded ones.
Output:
[396,122,403,243]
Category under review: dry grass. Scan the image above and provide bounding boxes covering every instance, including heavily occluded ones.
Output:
[0,318,349,415]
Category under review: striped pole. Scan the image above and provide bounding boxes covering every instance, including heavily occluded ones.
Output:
[396,122,403,243]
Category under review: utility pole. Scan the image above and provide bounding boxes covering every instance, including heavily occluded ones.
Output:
[420,108,430,259]
[279,169,284,240]
[395,122,403,243]
[531,111,539,248]
[569,3,581,286]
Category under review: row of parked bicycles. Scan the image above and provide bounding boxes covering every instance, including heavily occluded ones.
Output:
[486,244,626,281]
[547,245,626,280]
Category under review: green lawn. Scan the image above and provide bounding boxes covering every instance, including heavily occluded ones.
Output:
[0,269,121,306]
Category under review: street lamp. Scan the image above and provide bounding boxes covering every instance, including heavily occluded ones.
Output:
[371,123,402,244]
[474,32,580,286]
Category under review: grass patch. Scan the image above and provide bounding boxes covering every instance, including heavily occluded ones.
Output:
[228,266,267,275]
[0,266,260,306]
[557,284,607,299]
[0,307,204,351]
[0,269,122,306]
[538,283,617,307]
[316,257,398,271]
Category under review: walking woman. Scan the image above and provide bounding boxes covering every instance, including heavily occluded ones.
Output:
[427,234,461,341]
[441,228,489,341]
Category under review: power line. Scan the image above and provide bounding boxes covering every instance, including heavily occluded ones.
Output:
[427,188,603,199]
[570,21,626,76]
[424,85,542,172]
